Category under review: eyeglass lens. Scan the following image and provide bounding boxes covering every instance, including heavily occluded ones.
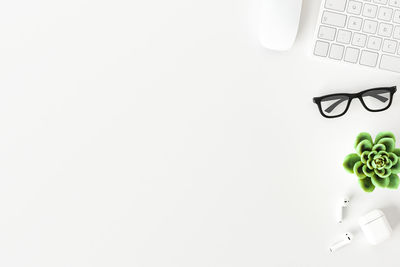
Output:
[361,89,391,111]
[320,95,350,117]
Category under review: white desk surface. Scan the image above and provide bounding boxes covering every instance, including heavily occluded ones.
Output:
[1,0,400,266]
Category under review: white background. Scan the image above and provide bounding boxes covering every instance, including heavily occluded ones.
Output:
[1,0,400,266]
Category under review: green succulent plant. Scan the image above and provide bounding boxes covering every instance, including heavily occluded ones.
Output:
[343,132,400,192]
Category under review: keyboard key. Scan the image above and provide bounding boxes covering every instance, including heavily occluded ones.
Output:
[360,50,379,67]
[378,23,393,36]
[314,41,330,56]
[337,29,352,43]
[344,47,360,62]
[318,26,337,40]
[389,0,400,7]
[367,36,383,49]
[325,0,348,11]
[380,54,400,72]
[363,4,378,18]
[321,11,347,27]
[378,7,393,21]
[393,9,400,23]
[382,39,398,52]
[348,16,363,30]
[363,19,378,33]
[393,25,400,39]
[374,0,388,4]
[348,1,363,14]
[329,44,345,59]
[352,32,367,46]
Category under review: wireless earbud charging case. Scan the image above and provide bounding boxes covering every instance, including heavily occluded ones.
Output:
[359,209,392,245]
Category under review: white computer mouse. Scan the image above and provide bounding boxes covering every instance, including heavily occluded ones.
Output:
[259,0,303,51]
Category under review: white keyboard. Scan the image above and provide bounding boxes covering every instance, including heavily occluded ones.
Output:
[313,0,400,73]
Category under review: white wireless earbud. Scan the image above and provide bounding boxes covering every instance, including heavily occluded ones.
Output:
[329,232,353,252]
[337,197,350,224]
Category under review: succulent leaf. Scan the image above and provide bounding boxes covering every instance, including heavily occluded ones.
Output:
[367,158,374,169]
[356,140,373,155]
[372,144,386,152]
[384,160,393,169]
[387,174,400,189]
[371,174,390,188]
[355,132,373,149]
[377,151,389,158]
[362,164,374,177]
[389,152,399,165]
[343,154,360,174]
[377,137,395,152]
[368,151,377,159]
[374,168,391,178]
[375,132,396,144]
[354,161,367,179]
[374,168,384,177]
[394,148,400,157]
[359,177,375,192]
[391,160,400,174]
[361,151,370,164]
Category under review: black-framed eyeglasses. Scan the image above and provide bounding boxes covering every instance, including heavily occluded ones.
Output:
[313,86,397,118]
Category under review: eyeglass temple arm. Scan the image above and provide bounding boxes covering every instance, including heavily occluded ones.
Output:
[362,91,389,102]
[324,92,389,113]
[324,98,348,113]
